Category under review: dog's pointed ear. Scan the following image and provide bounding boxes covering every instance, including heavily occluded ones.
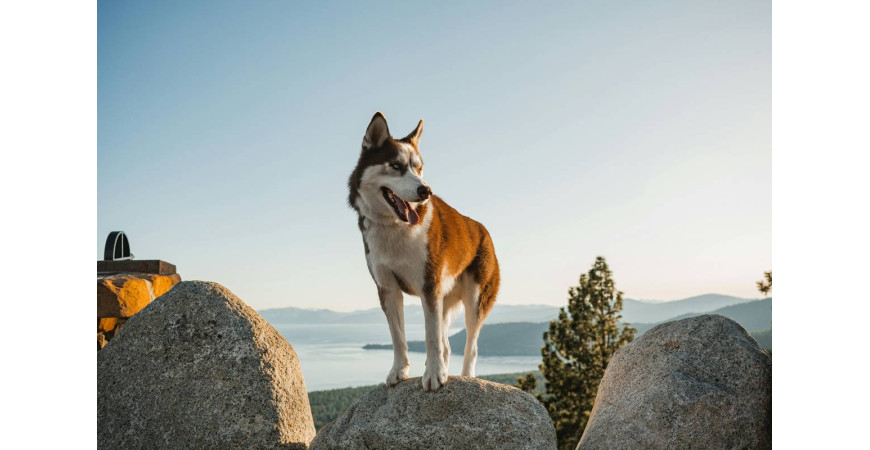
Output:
[363,112,391,150]
[403,119,424,147]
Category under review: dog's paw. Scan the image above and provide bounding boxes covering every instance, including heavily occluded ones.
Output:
[386,366,410,387]
[421,367,448,392]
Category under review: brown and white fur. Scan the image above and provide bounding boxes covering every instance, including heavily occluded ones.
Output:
[348,112,500,392]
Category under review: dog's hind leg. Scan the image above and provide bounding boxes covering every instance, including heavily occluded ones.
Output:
[378,285,409,387]
[441,289,462,370]
[441,309,452,370]
[460,282,484,377]
[462,233,500,377]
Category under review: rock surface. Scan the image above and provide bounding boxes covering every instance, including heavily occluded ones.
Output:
[578,314,772,449]
[98,281,316,449]
[97,272,181,349]
[97,273,181,318]
[310,376,556,450]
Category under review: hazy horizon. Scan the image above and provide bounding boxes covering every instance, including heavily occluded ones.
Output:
[258,292,765,313]
[98,1,771,310]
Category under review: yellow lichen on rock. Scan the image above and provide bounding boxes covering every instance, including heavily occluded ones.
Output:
[152,273,182,297]
[97,272,181,349]
[99,276,151,317]
[98,317,118,333]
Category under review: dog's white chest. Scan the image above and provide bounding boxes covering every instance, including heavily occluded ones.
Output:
[363,220,429,293]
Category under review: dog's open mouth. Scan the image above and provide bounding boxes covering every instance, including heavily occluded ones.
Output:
[381,187,419,225]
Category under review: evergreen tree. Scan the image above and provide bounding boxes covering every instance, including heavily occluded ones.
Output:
[756,270,772,296]
[518,256,636,450]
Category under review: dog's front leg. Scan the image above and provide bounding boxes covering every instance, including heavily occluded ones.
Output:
[421,295,447,391]
[379,285,410,386]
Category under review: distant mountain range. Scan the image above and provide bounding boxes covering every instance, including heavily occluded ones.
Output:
[258,303,560,326]
[621,294,760,323]
[361,298,772,356]
[259,293,761,327]
[364,322,549,356]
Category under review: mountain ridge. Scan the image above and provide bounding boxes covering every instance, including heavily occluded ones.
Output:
[361,298,772,356]
[259,293,760,326]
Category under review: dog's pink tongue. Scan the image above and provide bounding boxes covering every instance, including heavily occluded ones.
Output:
[407,202,419,225]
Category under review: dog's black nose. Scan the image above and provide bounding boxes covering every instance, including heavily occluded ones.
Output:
[417,185,431,200]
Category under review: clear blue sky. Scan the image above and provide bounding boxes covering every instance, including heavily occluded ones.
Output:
[98,0,771,310]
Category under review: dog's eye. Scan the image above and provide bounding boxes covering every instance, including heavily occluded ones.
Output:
[391,162,401,171]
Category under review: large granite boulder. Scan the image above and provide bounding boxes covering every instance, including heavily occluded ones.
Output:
[578,314,772,449]
[311,376,556,450]
[98,281,316,449]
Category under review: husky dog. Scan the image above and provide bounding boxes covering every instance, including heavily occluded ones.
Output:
[348,112,500,392]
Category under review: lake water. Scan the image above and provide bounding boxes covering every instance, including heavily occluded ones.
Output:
[273,323,541,391]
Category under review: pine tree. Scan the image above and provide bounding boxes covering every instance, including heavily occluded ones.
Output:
[518,256,636,450]
[756,271,772,296]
